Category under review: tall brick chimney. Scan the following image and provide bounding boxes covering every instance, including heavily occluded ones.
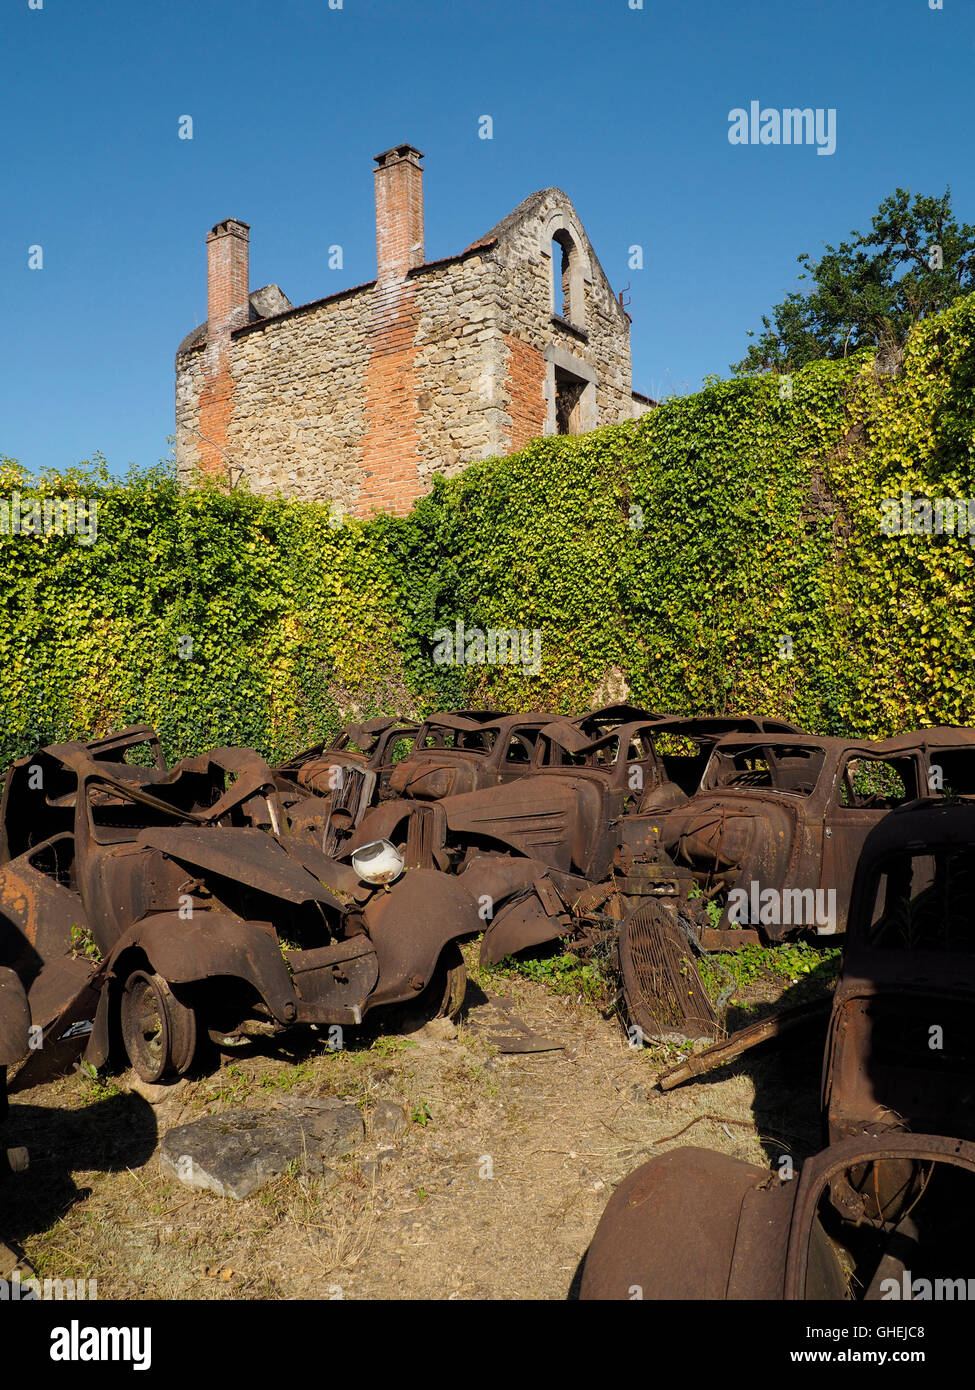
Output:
[197,218,249,481]
[373,145,425,281]
[206,217,250,336]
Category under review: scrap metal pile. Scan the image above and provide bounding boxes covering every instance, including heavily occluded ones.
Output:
[2,707,974,1090]
[581,793,975,1300]
[3,702,975,1290]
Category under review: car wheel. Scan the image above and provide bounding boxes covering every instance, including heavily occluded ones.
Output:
[120,970,197,1083]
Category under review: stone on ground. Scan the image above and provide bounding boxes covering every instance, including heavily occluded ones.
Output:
[159,1097,364,1200]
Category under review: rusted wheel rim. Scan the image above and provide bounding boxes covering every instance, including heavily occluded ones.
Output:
[120,970,197,1083]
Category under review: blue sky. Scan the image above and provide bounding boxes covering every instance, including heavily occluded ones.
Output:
[2,0,972,475]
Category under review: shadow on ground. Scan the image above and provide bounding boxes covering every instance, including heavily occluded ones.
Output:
[1,1090,158,1255]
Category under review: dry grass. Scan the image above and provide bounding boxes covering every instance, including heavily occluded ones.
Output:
[1,942,823,1300]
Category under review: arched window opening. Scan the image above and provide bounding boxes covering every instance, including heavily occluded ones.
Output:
[551,234,572,320]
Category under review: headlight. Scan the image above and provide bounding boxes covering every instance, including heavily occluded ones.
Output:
[351,839,405,885]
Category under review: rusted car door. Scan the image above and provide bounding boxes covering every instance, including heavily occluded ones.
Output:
[818,750,923,933]
[373,725,419,798]
[496,725,545,784]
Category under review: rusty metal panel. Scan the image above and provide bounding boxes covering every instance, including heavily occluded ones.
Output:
[580,1146,774,1300]
[0,968,30,1066]
[135,827,342,906]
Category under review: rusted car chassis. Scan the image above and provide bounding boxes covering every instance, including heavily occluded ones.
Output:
[0,728,477,1086]
[659,796,975,1141]
[661,730,975,941]
[352,723,926,969]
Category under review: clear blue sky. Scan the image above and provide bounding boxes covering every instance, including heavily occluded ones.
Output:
[2,0,972,476]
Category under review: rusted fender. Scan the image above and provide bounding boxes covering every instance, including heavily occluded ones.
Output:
[479,891,567,966]
[85,911,299,1068]
[455,855,593,965]
[439,780,594,871]
[457,855,562,908]
[351,800,415,849]
[360,869,481,1012]
[109,911,294,1001]
[477,870,590,965]
[579,1146,795,1300]
[0,968,30,1066]
[387,755,481,800]
[10,961,106,1095]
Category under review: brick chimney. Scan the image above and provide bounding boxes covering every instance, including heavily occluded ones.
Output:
[206,217,250,337]
[373,145,425,281]
[197,218,249,482]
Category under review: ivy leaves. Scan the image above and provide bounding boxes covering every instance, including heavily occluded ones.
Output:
[2,293,974,759]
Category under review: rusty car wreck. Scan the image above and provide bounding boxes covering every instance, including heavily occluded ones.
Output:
[0,726,479,1087]
[823,797,975,1146]
[579,1132,975,1300]
[658,789,975,1115]
[274,715,419,854]
[660,730,975,942]
[6,707,974,1088]
[585,783,975,1300]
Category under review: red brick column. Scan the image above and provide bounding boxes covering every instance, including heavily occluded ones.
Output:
[198,218,249,479]
[358,148,426,515]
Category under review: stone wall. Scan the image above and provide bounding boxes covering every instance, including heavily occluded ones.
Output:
[175,187,642,516]
[489,189,637,440]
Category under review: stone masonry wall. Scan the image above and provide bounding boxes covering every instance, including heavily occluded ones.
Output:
[490,189,636,437]
[175,188,639,516]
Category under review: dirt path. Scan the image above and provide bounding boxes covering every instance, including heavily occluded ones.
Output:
[1,953,824,1300]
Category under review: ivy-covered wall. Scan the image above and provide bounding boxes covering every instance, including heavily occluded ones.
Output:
[2,294,974,768]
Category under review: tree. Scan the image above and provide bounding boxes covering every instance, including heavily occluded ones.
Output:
[735,188,975,374]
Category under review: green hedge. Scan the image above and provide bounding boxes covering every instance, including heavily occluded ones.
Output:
[2,294,974,767]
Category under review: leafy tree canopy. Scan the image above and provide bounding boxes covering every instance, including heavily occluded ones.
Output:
[736,187,975,373]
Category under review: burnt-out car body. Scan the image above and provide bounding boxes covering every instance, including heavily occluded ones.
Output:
[274,717,419,854]
[580,1132,975,1300]
[528,712,799,815]
[823,799,975,1146]
[0,728,478,1085]
[658,730,975,942]
[351,715,805,969]
[353,756,619,959]
[380,710,556,803]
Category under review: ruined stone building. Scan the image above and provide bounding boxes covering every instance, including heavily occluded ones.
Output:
[175,144,651,517]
